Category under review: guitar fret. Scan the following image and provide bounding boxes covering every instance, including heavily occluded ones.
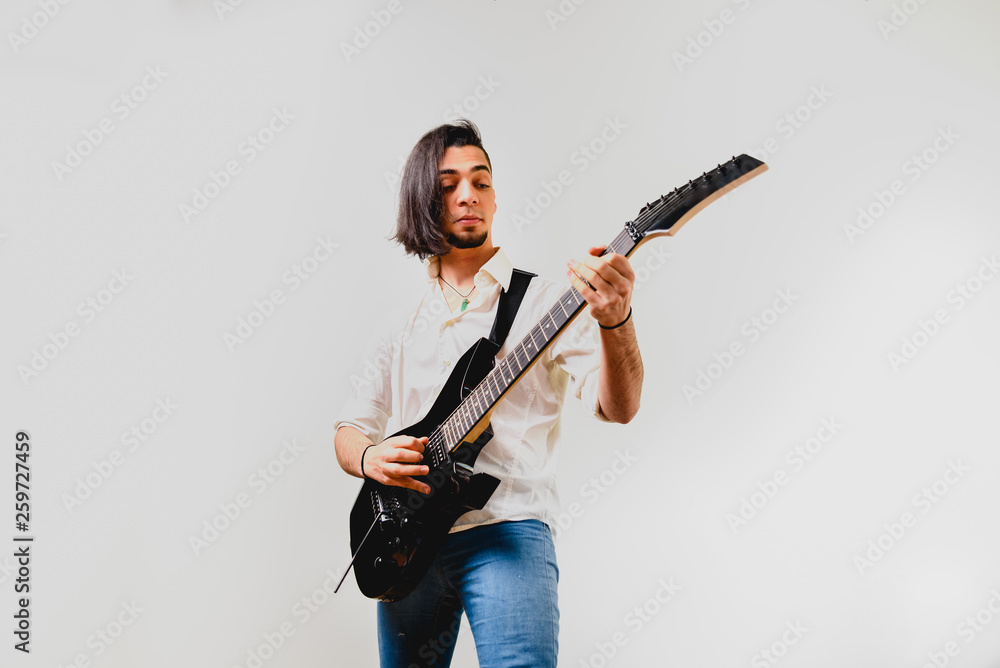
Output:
[514,345,528,369]
[529,327,542,349]
[509,352,522,374]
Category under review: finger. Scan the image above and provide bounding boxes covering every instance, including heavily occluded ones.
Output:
[397,436,427,453]
[572,259,614,292]
[390,461,430,478]
[388,475,431,495]
[588,245,607,257]
[566,267,593,295]
[392,448,425,464]
[566,263,596,293]
[602,252,635,281]
[583,254,632,288]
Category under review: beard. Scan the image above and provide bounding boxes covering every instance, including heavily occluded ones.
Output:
[445,227,488,249]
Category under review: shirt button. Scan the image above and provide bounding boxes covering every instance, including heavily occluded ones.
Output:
[444,360,451,366]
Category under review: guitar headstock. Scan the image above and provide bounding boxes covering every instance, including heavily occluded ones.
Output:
[634,154,768,239]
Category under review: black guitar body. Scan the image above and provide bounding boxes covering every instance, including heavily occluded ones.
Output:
[349,336,503,602]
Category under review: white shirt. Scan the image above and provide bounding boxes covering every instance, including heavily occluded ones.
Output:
[334,247,610,532]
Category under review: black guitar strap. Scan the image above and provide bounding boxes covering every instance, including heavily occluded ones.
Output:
[451,267,536,472]
[488,268,535,349]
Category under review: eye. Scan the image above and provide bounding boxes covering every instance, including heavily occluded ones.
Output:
[441,184,456,192]
[477,183,491,189]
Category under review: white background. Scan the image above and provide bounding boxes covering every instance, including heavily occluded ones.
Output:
[2,1,999,666]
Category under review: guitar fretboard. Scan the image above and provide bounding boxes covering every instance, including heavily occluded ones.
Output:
[426,228,639,463]
[424,153,767,465]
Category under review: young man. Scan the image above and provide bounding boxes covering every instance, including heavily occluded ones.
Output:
[334,119,643,667]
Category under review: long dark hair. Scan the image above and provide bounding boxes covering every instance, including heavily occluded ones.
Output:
[393,119,492,259]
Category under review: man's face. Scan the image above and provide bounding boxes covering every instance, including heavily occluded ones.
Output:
[438,145,496,250]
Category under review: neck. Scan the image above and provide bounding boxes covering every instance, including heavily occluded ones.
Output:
[438,242,497,288]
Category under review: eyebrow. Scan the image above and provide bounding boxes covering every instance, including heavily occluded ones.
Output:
[438,164,491,176]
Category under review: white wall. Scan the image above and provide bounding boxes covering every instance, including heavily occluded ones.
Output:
[2,1,999,666]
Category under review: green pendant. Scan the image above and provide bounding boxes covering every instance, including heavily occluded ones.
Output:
[460,299,468,312]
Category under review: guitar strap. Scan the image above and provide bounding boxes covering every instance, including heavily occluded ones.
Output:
[451,268,535,471]
[488,268,535,350]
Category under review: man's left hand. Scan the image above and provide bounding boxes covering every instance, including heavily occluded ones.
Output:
[566,246,635,328]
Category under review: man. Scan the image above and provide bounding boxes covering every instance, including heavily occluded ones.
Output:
[334,119,643,667]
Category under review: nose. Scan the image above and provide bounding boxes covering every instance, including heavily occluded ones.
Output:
[456,179,478,206]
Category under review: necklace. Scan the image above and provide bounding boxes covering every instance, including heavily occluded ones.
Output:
[439,276,475,312]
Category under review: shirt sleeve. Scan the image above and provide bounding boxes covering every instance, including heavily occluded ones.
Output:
[332,325,395,445]
[547,307,614,423]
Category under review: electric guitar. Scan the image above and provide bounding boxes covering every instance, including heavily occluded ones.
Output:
[339,154,768,601]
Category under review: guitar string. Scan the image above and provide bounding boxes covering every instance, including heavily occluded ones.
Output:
[427,161,745,457]
[429,172,724,456]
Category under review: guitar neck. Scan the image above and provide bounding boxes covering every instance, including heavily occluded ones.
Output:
[434,229,640,455]
[432,153,768,456]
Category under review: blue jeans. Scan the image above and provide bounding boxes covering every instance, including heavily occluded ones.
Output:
[377,519,559,668]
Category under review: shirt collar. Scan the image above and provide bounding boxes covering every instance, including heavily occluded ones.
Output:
[423,247,513,292]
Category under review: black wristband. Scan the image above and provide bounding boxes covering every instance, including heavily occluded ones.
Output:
[599,306,632,330]
[361,444,375,479]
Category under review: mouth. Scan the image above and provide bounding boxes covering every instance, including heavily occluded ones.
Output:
[456,216,481,225]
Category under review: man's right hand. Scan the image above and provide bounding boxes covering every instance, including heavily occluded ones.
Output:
[363,435,431,495]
